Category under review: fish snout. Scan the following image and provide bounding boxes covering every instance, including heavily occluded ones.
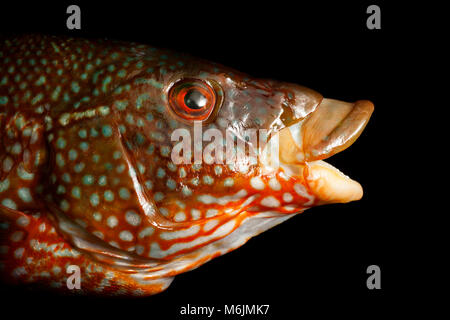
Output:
[278,98,374,204]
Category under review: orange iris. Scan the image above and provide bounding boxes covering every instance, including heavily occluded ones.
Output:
[168,79,216,121]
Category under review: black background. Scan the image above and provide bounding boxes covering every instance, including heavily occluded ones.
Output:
[0,0,422,317]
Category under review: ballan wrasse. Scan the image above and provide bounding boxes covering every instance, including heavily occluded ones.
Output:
[0,35,373,295]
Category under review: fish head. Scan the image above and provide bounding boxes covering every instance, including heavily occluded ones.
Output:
[124,55,373,208]
[45,46,373,271]
[110,50,373,259]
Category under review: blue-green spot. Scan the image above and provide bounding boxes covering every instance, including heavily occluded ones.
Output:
[56,137,66,149]
[35,75,46,86]
[104,190,114,202]
[51,86,61,101]
[60,200,69,212]
[134,133,145,145]
[119,188,130,200]
[82,175,94,185]
[182,186,192,196]
[92,70,103,84]
[157,168,165,178]
[56,185,66,194]
[102,125,113,137]
[114,100,128,110]
[113,151,121,159]
[31,93,43,105]
[62,173,71,183]
[224,178,234,187]
[90,193,100,207]
[90,128,99,137]
[102,76,112,93]
[167,162,177,172]
[160,146,170,157]
[214,166,223,175]
[98,175,107,186]
[68,149,78,161]
[79,142,89,151]
[0,96,8,105]
[154,192,164,202]
[190,177,200,186]
[63,92,70,102]
[0,179,10,192]
[78,129,87,139]
[71,186,81,199]
[125,114,134,124]
[145,180,153,190]
[203,175,214,185]
[136,93,150,109]
[166,179,176,190]
[56,153,65,167]
[74,163,85,173]
[116,164,125,173]
[1,199,17,210]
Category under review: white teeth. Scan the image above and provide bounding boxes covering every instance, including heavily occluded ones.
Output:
[288,121,303,150]
[288,122,305,162]
[277,123,305,165]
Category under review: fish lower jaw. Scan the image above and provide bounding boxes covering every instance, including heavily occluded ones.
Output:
[306,160,363,204]
[280,160,362,204]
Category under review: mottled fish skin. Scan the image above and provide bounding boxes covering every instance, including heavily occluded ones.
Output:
[0,34,372,295]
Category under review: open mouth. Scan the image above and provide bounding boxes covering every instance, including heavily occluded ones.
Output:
[279,98,374,204]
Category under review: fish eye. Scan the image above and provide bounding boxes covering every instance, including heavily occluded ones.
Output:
[168,78,217,121]
[184,89,207,110]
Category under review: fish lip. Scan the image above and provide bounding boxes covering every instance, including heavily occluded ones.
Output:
[289,98,374,162]
[277,98,374,203]
[304,160,363,204]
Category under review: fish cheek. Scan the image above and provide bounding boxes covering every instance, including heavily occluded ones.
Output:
[45,116,155,253]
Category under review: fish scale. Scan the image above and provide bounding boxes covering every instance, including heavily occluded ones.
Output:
[0,34,373,295]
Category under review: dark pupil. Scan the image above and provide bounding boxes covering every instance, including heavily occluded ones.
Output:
[184,89,207,110]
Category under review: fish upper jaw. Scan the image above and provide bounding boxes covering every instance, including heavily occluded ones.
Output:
[276,98,374,204]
